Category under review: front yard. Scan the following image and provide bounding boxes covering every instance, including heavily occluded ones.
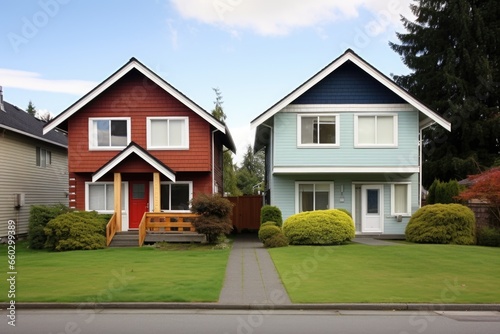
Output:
[1,242,229,302]
[269,242,500,303]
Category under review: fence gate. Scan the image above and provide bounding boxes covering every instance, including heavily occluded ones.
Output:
[226,195,263,232]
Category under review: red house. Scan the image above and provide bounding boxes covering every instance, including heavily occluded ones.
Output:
[43,58,235,243]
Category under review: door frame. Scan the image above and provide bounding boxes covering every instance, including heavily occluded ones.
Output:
[352,183,384,233]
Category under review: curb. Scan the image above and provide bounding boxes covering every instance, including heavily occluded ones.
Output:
[2,303,500,311]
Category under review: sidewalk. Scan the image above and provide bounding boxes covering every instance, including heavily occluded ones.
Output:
[218,234,291,305]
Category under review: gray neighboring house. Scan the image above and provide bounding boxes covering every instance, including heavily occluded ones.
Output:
[0,89,68,238]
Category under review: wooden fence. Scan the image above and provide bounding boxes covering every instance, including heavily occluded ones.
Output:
[226,195,263,232]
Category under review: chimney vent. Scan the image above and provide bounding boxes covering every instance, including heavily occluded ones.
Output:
[0,86,4,112]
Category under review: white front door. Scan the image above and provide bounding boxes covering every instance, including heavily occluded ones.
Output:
[361,185,384,233]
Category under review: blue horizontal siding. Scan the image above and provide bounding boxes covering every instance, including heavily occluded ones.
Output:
[291,61,405,105]
[274,111,419,167]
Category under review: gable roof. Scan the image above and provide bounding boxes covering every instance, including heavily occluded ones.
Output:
[250,49,451,132]
[92,142,176,182]
[43,57,235,152]
[0,100,67,148]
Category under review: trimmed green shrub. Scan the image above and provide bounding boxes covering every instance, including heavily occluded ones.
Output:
[28,204,71,249]
[44,211,108,251]
[427,179,463,204]
[190,194,233,243]
[264,232,289,248]
[258,225,281,242]
[261,205,283,226]
[283,209,355,245]
[476,227,500,247]
[405,204,475,245]
[336,208,352,218]
[261,221,279,227]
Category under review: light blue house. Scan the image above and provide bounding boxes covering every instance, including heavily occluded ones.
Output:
[251,49,451,236]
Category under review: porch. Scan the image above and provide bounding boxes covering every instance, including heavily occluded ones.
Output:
[106,212,205,247]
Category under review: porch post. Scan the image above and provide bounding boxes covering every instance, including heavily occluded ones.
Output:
[153,172,161,212]
[114,172,122,231]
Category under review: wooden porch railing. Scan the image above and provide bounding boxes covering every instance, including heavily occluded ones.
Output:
[105,213,118,247]
[138,212,199,247]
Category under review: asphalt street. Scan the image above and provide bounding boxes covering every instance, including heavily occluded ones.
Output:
[1,309,500,334]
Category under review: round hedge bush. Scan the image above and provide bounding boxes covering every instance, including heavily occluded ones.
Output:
[260,205,283,226]
[405,203,475,245]
[258,225,281,243]
[264,232,289,248]
[283,209,355,245]
[261,221,279,227]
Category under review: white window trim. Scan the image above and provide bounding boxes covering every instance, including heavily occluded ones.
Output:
[354,113,398,148]
[297,114,340,148]
[149,181,193,212]
[88,117,131,151]
[295,181,335,213]
[390,183,412,216]
[85,181,128,213]
[146,117,189,150]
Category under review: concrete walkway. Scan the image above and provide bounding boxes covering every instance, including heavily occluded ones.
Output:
[218,234,292,305]
[352,237,404,246]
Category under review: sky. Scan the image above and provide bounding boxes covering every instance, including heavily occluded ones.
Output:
[0,0,415,164]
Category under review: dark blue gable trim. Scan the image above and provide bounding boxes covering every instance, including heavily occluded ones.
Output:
[291,61,405,105]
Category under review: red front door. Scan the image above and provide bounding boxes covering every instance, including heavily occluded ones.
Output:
[129,181,149,229]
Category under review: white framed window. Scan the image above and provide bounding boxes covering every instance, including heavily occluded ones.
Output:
[147,117,189,150]
[295,182,334,213]
[36,147,51,168]
[89,118,130,150]
[85,182,126,212]
[354,114,398,147]
[150,181,192,212]
[391,183,411,216]
[297,114,339,147]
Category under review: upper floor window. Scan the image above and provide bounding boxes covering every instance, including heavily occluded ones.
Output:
[147,117,189,150]
[36,147,51,168]
[354,114,398,147]
[89,118,130,150]
[298,114,339,147]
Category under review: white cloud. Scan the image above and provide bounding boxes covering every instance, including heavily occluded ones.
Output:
[169,0,413,36]
[0,68,97,95]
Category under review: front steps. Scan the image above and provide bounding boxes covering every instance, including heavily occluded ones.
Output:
[108,230,206,247]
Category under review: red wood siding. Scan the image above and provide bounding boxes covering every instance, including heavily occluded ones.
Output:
[67,69,212,174]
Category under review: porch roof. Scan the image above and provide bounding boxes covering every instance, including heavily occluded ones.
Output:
[92,142,176,182]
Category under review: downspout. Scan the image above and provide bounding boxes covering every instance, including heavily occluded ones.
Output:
[212,129,217,194]
[259,124,273,201]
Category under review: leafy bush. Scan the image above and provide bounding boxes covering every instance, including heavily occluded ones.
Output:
[283,209,355,245]
[261,205,283,226]
[427,179,462,204]
[261,221,279,227]
[336,208,352,218]
[264,232,289,248]
[405,204,475,245]
[190,194,233,243]
[258,225,281,242]
[28,204,71,249]
[476,227,500,247]
[44,211,108,251]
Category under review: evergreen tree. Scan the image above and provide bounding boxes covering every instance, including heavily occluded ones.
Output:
[236,144,265,195]
[390,0,500,187]
[210,88,240,196]
[26,100,36,116]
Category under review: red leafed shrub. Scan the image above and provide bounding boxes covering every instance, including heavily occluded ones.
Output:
[190,194,234,243]
[456,168,500,224]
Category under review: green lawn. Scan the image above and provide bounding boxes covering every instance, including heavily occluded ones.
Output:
[269,243,500,303]
[1,243,230,302]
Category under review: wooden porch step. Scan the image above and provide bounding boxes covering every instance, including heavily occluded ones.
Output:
[108,231,139,248]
